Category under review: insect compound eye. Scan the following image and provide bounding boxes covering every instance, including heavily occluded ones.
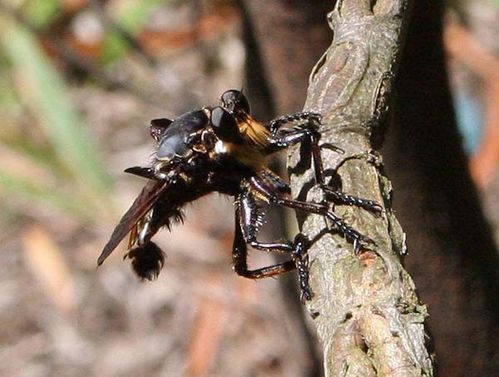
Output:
[150,118,172,141]
[221,89,250,114]
[210,106,244,144]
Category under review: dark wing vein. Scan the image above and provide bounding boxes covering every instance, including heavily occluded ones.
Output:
[97,180,168,265]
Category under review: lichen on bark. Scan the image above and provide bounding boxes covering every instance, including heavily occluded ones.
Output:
[288,1,434,375]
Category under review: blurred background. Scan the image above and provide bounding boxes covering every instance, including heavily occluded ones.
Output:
[0,1,497,377]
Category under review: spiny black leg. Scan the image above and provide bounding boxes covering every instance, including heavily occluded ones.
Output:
[267,128,325,184]
[266,112,325,184]
[268,111,321,134]
[232,210,296,279]
[249,177,375,249]
[321,185,383,215]
[234,192,314,299]
[310,132,325,184]
[280,197,373,249]
[238,191,294,254]
[268,128,318,149]
[292,233,312,301]
[323,211,373,251]
[260,169,291,194]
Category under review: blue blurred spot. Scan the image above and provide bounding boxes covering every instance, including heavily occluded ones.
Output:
[453,89,484,154]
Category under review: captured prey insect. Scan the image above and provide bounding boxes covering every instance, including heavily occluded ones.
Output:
[98,90,382,300]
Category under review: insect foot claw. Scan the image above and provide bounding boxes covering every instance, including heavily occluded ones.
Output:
[353,233,376,256]
[324,211,375,253]
[292,234,313,301]
[300,289,313,303]
[372,204,384,216]
[307,112,322,126]
[321,184,384,216]
[124,241,166,281]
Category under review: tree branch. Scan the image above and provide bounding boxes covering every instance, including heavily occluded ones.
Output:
[289,1,433,375]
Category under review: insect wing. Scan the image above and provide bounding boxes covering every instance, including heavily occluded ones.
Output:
[98,180,168,265]
[124,166,157,180]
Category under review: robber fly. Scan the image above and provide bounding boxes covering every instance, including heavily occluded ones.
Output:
[98,90,382,300]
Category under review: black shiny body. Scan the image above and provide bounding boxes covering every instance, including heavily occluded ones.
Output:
[99,90,382,300]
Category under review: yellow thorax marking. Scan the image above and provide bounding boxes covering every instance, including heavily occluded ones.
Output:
[238,115,270,148]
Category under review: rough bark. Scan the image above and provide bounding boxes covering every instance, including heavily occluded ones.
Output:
[242,0,499,375]
[285,1,433,375]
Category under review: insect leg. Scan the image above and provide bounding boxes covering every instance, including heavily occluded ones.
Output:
[268,128,318,149]
[322,186,383,215]
[232,208,296,278]
[268,112,382,216]
[260,168,291,194]
[266,121,324,184]
[249,177,374,249]
[268,111,321,134]
[292,233,312,301]
[238,190,294,254]
[234,190,314,300]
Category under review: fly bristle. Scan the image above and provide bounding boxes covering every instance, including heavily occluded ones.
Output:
[252,202,266,233]
[173,209,185,224]
[125,241,165,281]
[164,208,185,231]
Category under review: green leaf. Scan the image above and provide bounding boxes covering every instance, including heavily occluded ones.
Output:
[1,24,113,199]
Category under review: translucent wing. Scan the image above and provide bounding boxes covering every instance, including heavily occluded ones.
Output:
[97,180,168,265]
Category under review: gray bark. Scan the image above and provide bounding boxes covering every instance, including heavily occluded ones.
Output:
[288,1,433,375]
